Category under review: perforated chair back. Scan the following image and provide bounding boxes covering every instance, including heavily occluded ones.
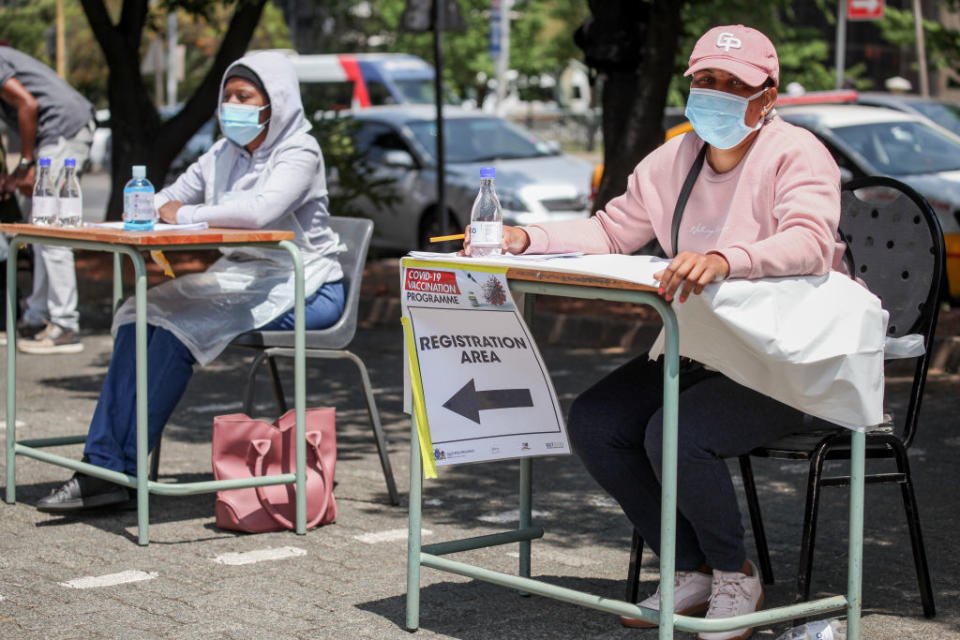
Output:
[231,216,374,351]
[840,176,944,340]
[839,176,945,446]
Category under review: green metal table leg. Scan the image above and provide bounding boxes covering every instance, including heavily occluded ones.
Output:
[127,249,150,546]
[112,253,123,314]
[652,296,680,640]
[279,241,306,535]
[846,429,865,640]
[406,412,423,631]
[5,240,19,504]
[519,292,535,583]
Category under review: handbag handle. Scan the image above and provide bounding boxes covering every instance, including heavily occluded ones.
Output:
[249,431,331,530]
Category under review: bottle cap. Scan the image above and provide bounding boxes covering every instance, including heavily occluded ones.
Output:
[38,158,51,167]
[480,166,495,179]
[64,158,76,168]
[132,165,146,179]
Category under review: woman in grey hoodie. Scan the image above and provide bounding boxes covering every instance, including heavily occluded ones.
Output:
[37,52,345,512]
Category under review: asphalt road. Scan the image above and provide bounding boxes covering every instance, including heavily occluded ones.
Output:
[1,293,958,639]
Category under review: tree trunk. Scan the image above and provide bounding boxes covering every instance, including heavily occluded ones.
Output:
[593,0,684,213]
[80,0,267,220]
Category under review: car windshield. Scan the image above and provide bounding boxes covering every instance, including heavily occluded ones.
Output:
[831,120,960,175]
[407,117,552,163]
[908,101,960,137]
[392,80,459,106]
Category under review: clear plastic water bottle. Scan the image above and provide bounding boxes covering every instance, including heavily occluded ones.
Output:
[56,158,82,228]
[469,166,503,257]
[31,157,57,226]
[776,619,845,640]
[122,165,157,231]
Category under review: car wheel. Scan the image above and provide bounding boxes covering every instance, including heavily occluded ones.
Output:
[418,208,461,252]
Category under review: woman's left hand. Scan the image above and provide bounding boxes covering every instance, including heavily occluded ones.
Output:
[158,201,183,223]
[654,251,730,302]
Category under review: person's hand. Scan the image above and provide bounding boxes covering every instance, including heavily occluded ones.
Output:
[653,251,730,302]
[461,224,530,256]
[158,200,183,223]
[0,172,16,200]
[15,164,34,198]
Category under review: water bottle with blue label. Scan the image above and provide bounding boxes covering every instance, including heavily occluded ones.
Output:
[31,157,57,226]
[56,158,82,227]
[469,166,503,257]
[123,165,157,231]
[775,619,845,640]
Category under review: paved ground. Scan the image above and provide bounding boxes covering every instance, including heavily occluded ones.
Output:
[1,261,958,639]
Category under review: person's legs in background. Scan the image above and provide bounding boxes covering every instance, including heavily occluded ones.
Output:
[17,124,92,355]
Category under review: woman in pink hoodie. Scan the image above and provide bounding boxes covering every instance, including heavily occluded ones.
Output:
[466,25,846,640]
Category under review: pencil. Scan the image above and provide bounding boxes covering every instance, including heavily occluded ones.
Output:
[429,233,465,243]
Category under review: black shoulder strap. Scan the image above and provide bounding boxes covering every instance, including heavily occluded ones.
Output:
[671,143,708,256]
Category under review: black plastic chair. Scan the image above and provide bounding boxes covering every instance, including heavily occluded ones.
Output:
[150,216,400,506]
[626,176,942,618]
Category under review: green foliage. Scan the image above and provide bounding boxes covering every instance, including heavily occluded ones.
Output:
[309,114,401,218]
[0,0,110,107]
[665,0,845,106]
[876,6,960,73]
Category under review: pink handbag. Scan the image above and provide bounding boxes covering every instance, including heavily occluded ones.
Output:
[212,408,337,533]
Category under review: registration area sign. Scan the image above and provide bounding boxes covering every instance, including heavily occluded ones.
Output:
[400,259,569,477]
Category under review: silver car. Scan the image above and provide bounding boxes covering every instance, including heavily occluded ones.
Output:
[329,105,595,250]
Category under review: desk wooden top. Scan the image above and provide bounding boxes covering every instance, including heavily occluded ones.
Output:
[505,266,658,292]
[0,223,294,246]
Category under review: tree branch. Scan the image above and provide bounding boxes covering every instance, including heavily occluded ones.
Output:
[165,0,267,147]
[78,0,121,63]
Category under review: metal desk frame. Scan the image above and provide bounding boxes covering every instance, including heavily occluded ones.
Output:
[405,273,865,639]
[4,229,309,546]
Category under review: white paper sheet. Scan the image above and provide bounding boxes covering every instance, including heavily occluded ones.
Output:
[84,221,210,231]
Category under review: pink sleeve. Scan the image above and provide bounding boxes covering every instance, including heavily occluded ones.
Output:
[524,165,657,255]
[715,137,841,279]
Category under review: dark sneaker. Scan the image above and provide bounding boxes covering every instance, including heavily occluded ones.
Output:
[17,323,83,355]
[16,322,47,339]
[36,474,130,513]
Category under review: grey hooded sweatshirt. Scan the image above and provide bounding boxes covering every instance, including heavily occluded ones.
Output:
[112,51,344,365]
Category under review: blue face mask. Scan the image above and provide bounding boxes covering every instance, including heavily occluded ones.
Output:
[684,88,768,149]
[220,103,270,147]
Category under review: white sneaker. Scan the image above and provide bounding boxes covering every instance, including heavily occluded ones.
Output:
[698,560,764,640]
[621,570,712,628]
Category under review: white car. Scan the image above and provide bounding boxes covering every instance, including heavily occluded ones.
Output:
[779,103,960,295]
[331,105,596,251]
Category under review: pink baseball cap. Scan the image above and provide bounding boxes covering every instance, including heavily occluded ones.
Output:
[684,25,779,88]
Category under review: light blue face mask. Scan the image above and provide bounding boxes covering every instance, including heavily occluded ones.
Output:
[684,88,768,150]
[219,103,270,147]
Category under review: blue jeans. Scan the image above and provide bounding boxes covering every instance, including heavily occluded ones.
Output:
[84,281,345,474]
[567,352,829,573]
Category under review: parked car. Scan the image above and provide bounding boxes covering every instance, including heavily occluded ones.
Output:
[778,103,960,296]
[329,105,595,251]
[855,92,960,138]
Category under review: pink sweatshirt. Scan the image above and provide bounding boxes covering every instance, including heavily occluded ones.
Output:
[524,116,848,279]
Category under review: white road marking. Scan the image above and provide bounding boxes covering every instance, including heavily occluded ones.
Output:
[0,420,27,431]
[213,546,307,566]
[477,509,552,524]
[354,528,433,544]
[59,570,158,589]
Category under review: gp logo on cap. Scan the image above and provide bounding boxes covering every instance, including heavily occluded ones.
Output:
[716,32,742,52]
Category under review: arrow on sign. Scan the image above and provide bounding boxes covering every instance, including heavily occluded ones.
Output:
[443,379,534,424]
[850,0,880,10]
